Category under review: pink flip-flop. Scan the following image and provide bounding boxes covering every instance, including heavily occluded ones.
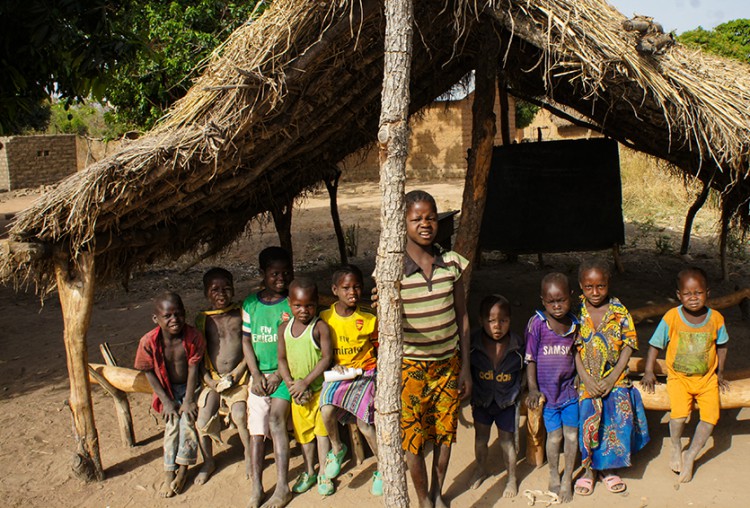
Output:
[601,474,626,493]
[574,477,594,496]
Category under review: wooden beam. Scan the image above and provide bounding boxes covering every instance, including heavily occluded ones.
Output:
[88,363,153,393]
[454,21,500,297]
[54,249,104,481]
[636,378,750,411]
[629,287,750,324]
[680,174,712,255]
[0,239,51,260]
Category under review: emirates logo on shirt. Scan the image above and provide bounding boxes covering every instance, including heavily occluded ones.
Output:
[281,312,290,322]
[356,319,364,331]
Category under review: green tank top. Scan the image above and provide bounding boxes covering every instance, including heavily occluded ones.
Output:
[241,292,291,373]
[284,316,323,392]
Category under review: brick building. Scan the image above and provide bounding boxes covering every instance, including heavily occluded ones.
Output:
[340,91,517,181]
[0,135,77,191]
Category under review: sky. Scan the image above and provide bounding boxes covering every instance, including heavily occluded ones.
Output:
[608,0,750,33]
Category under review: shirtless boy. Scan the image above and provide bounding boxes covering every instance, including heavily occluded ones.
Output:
[194,268,251,484]
[134,292,205,498]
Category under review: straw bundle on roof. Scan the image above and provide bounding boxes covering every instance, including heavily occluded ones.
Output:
[1,0,748,291]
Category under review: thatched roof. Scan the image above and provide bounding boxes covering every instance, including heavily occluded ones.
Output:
[2,0,749,291]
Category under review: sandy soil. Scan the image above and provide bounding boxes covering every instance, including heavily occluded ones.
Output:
[1,179,748,507]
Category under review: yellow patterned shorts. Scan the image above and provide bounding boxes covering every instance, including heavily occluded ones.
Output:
[401,354,460,454]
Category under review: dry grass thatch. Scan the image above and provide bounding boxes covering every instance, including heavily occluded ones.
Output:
[1,0,749,291]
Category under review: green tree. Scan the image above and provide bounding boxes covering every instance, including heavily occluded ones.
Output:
[515,99,540,129]
[106,1,263,131]
[678,19,750,63]
[0,0,138,135]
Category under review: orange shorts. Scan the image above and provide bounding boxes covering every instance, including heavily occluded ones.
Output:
[667,373,720,425]
[401,355,460,454]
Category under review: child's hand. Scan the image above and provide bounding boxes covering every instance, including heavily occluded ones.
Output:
[331,364,347,374]
[265,372,282,394]
[251,375,268,397]
[526,389,544,409]
[180,400,198,421]
[370,286,378,309]
[294,389,312,405]
[289,380,309,400]
[457,368,472,401]
[639,372,658,393]
[600,375,616,398]
[162,400,180,424]
[718,375,730,393]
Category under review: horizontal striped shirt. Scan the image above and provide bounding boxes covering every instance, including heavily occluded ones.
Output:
[401,249,468,361]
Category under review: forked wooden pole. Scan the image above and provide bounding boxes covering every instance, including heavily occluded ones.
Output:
[54,249,104,481]
[375,0,412,504]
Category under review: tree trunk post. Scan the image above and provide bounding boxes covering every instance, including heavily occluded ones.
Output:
[270,196,294,262]
[454,22,500,297]
[498,73,511,146]
[54,249,104,481]
[375,0,413,505]
[97,343,136,447]
[324,169,348,265]
[680,173,712,255]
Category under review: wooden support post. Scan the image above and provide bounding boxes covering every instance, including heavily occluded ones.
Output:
[324,169,348,265]
[612,243,624,273]
[375,0,412,504]
[270,196,294,262]
[54,249,104,481]
[347,422,367,465]
[97,343,136,447]
[680,176,711,255]
[719,196,731,280]
[454,22,500,297]
[89,366,136,448]
[498,74,511,146]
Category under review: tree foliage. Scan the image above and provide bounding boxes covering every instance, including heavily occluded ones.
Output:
[515,100,540,129]
[678,19,750,63]
[106,1,263,131]
[0,0,138,135]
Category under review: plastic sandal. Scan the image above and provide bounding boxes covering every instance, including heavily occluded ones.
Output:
[601,474,626,493]
[574,477,594,496]
[324,443,348,478]
[370,471,383,496]
[317,474,335,496]
[292,472,318,493]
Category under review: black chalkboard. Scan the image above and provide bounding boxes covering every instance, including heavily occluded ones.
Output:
[479,138,624,253]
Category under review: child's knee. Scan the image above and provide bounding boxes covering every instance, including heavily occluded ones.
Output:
[231,403,248,426]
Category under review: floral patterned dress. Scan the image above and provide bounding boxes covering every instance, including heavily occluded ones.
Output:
[576,296,650,470]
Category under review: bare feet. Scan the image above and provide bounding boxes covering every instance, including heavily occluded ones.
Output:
[469,468,488,490]
[559,473,573,503]
[259,488,292,508]
[548,470,561,497]
[170,465,188,495]
[160,471,176,498]
[502,477,518,498]
[247,484,264,508]
[670,446,683,473]
[678,451,696,483]
[194,460,216,485]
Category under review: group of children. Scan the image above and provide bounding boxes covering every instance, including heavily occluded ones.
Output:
[135,189,730,506]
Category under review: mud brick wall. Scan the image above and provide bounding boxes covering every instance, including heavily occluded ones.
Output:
[0,135,77,191]
[340,93,516,182]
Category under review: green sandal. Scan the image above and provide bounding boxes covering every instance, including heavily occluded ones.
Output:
[370,470,383,496]
[317,474,335,496]
[324,443,348,479]
[292,472,317,494]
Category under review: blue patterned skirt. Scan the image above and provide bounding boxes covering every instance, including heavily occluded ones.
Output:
[579,387,650,470]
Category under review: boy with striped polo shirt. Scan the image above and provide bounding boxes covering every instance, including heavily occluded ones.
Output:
[399,190,472,508]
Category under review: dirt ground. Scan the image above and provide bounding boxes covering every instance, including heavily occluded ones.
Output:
[1,179,749,507]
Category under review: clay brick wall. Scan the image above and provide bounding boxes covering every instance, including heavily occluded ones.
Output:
[0,135,77,191]
[340,93,516,182]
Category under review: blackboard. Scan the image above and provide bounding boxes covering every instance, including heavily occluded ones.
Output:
[479,138,624,253]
